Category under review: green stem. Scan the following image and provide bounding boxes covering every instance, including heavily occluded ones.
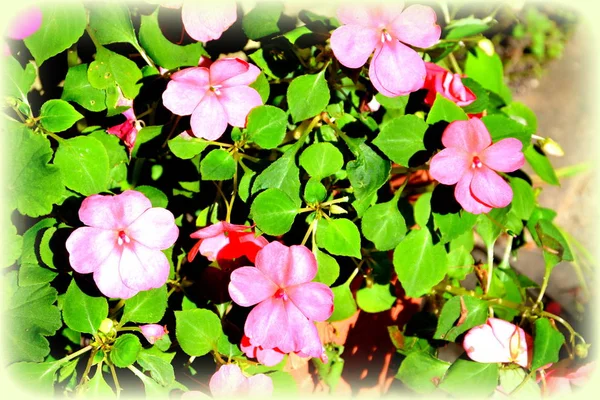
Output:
[108,360,121,398]
[45,131,64,143]
[509,368,536,396]
[448,53,462,75]
[321,196,349,207]
[226,154,239,223]
[498,236,514,270]
[301,218,318,246]
[133,43,156,69]
[110,299,126,317]
[116,326,141,333]
[485,241,495,294]
[533,269,551,309]
[77,348,99,390]
[59,345,93,364]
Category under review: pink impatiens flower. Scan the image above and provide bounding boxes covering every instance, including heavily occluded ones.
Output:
[539,360,596,396]
[462,318,533,368]
[106,91,141,154]
[240,335,286,367]
[181,0,237,43]
[140,324,168,344]
[66,191,179,299]
[330,3,441,97]
[228,242,333,358]
[210,364,273,398]
[162,58,263,140]
[422,62,476,107]
[6,6,43,40]
[429,118,525,214]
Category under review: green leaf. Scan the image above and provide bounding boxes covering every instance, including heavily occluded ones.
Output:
[88,4,139,47]
[328,281,357,322]
[19,218,56,265]
[168,133,209,160]
[252,146,302,207]
[61,64,107,112]
[175,309,223,357]
[396,352,451,394]
[304,178,327,204]
[534,220,573,269]
[250,188,298,236]
[242,2,284,40]
[356,283,396,313]
[23,4,87,66]
[439,359,499,397]
[344,140,390,203]
[110,334,142,368]
[446,247,474,280]
[139,8,206,69]
[316,218,362,258]
[287,69,330,123]
[239,169,256,203]
[122,286,168,324]
[509,177,535,220]
[246,105,288,149]
[482,114,533,148]
[375,93,409,110]
[433,210,478,244]
[134,186,168,208]
[88,131,128,186]
[268,371,298,396]
[445,17,491,39]
[137,347,176,387]
[361,198,407,251]
[433,296,488,341]
[531,318,565,371]
[501,101,538,133]
[200,149,236,180]
[3,218,23,268]
[88,47,143,99]
[217,332,243,359]
[6,124,64,218]
[426,94,469,124]
[250,72,270,103]
[299,142,344,178]
[54,136,110,196]
[524,145,559,186]
[374,115,429,166]
[461,77,489,114]
[3,56,36,102]
[313,248,340,286]
[413,192,432,228]
[475,207,509,248]
[393,229,447,298]
[62,280,108,334]
[6,361,61,395]
[498,368,541,398]
[464,47,512,104]
[39,99,83,133]
[85,366,115,397]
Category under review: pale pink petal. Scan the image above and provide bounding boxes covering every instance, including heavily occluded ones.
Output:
[190,222,250,239]
[219,86,263,127]
[244,297,293,352]
[337,3,404,27]
[287,282,334,321]
[181,0,237,43]
[568,362,596,386]
[442,118,492,153]
[255,242,317,288]
[118,242,170,292]
[162,67,210,115]
[330,24,379,69]
[255,346,286,366]
[487,318,531,368]
[545,376,573,395]
[92,246,137,299]
[66,227,118,274]
[7,6,42,40]
[247,374,274,397]
[189,92,228,140]
[479,138,525,172]
[210,58,260,87]
[209,364,249,397]
[220,63,261,88]
[229,267,279,307]
[198,235,230,261]
[79,191,152,230]
[140,324,167,344]
[390,4,441,48]
[285,301,325,358]
[463,323,511,364]
[470,166,513,208]
[454,169,492,214]
[369,40,426,97]
[126,208,179,250]
[429,148,471,185]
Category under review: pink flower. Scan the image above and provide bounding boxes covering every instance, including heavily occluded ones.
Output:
[6,6,43,40]
[240,335,286,367]
[66,191,179,299]
[140,324,168,344]
[462,318,533,368]
[209,364,273,398]
[330,3,441,97]
[188,222,268,264]
[162,58,262,140]
[423,62,476,107]
[228,242,333,357]
[540,360,596,396]
[182,0,237,43]
[106,91,141,153]
[429,118,525,214]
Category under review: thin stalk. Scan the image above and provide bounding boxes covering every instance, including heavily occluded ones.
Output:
[534,269,551,309]
[59,345,93,364]
[301,218,318,246]
[321,196,349,207]
[116,326,141,333]
[509,369,536,396]
[498,236,514,270]
[485,241,495,294]
[448,53,462,75]
[77,348,99,389]
[133,43,156,69]
[161,115,182,148]
[110,299,126,317]
[108,360,122,399]
[226,155,239,223]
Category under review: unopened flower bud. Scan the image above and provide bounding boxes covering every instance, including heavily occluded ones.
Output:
[140,324,168,344]
[98,318,114,335]
[540,137,565,157]
[478,38,495,57]
[329,205,348,214]
[575,343,591,359]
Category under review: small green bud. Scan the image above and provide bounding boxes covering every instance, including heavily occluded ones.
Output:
[478,38,496,57]
[575,343,591,359]
[98,318,114,335]
[540,137,565,157]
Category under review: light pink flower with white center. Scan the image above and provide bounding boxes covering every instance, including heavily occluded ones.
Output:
[66,191,179,299]
[162,58,262,140]
[463,318,533,368]
[6,6,42,40]
[423,62,476,107]
[429,118,525,214]
[140,324,168,344]
[228,242,333,357]
[330,2,441,97]
[209,364,273,398]
[182,0,237,43]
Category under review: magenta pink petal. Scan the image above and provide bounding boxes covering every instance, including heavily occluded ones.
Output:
[247,374,274,396]
[470,166,513,208]
[330,24,379,69]
[255,242,317,288]
[162,67,210,115]
[442,118,491,153]
[229,267,278,307]
[92,246,138,299]
[126,208,178,250]
[209,364,248,397]
[285,301,325,359]
[190,222,250,239]
[181,0,237,43]
[463,323,511,364]
[287,282,334,321]
[256,346,285,366]
[7,6,43,40]
[244,297,292,352]
[454,170,492,214]
[79,191,152,230]
[219,86,263,127]
[479,138,525,172]
[429,148,471,185]
[390,4,441,48]
[66,227,118,274]
[189,92,228,140]
[369,40,426,97]
[219,63,261,88]
[198,235,230,261]
[118,242,170,292]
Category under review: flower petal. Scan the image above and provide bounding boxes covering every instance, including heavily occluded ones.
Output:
[181,0,237,43]
[337,3,404,27]
[92,246,137,299]
[463,323,512,364]
[118,242,170,292]
[218,231,268,263]
[244,297,292,352]
[229,267,278,307]
[330,24,379,69]
[219,86,263,127]
[441,118,491,153]
[255,242,317,288]
[7,6,43,40]
[127,208,178,250]
[390,4,441,48]
[162,67,210,115]
[189,91,228,140]
[470,165,513,208]
[247,374,274,397]
[198,235,230,262]
[369,40,426,97]
[487,318,531,368]
[190,222,251,239]
[287,282,334,321]
[285,301,325,358]
[79,191,152,230]
[479,138,525,172]
[209,364,249,397]
[210,58,261,87]
[255,347,285,367]
[66,227,118,274]
[429,147,471,185]
[454,169,492,214]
